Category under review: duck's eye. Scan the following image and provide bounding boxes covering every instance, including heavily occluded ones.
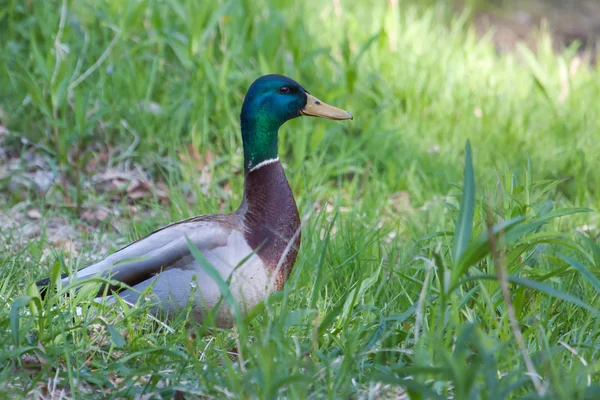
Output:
[278,86,291,94]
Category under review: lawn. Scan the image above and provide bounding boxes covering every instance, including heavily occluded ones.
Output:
[1,0,599,398]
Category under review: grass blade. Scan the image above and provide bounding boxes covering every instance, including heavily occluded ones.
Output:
[452,216,524,285]
[10,296,32,345]
[92,317,126,348]
[509,275,598,316]
[451,274,599,316]
[310,211,338,309]
[558,253,600,294]
[452,140,476,264]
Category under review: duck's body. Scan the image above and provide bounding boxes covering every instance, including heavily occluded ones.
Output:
[37,74,351,327]
[73,159,300,327]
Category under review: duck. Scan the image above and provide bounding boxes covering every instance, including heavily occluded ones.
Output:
[36,74,352,327]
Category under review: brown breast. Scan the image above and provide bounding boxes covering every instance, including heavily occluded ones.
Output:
[239,160,301,291]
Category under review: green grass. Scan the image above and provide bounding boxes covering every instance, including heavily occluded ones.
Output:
[1,0,600,398]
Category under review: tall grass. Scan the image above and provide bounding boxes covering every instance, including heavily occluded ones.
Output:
[1,0,599,398]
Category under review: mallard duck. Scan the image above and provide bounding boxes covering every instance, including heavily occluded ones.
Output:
[37,74,352,327]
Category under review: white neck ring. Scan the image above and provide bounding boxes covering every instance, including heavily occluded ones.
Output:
[250,157,279,172]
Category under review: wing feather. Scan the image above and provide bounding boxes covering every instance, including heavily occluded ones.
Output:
[37,214,242,297]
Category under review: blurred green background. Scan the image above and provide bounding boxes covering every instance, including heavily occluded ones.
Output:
[1,0,599,208]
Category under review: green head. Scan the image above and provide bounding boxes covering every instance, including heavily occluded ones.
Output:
[240,74,352,172]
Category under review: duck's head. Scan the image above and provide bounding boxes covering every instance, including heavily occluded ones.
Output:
[241,74,352,172]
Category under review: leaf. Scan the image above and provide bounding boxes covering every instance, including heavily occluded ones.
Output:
[91,317,126,348]
[453,216,524,284]
[452,140,476,264]
[417,231,453,242]
[10,296,32,345]
[451,274,599,316]
[505,232,585,267]
[311,212,338,309]
[503,207,592,244]
[524,155,532,207]
[453,207,591,286]
[340,266,381,325]
[26,284,41,315]
[357,306,386,353]
[340,288,358,326]
[558,253,600,294]
[106,324,126,348]
[534,206,592,224]
[117,346,188,364]
[434,249,450,295]
[534,177,569,199]
[29,33,49,80]
[576,230,600,265]
[509,275,598,316]
[386,303,417,324]
[318,302,345,336]
[357,268,381,301]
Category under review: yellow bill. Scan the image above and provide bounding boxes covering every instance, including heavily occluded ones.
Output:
[301,94,353,120]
